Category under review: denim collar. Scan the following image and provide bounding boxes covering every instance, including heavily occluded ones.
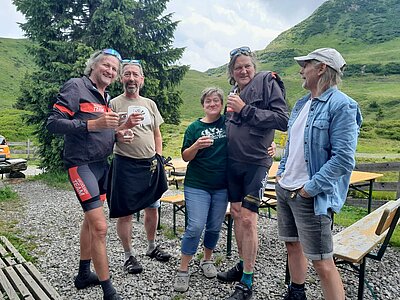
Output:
[313,86,338,102]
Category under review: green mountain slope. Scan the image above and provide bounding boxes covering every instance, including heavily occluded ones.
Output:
[0,38,35,108]
[202,0,400,137]
[1,0,400,146]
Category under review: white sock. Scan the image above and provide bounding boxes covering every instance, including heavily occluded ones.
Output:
[147,240,155,253]
[124,250,132,261]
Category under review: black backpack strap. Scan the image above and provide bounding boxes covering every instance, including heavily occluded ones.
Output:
[270,72,286,100]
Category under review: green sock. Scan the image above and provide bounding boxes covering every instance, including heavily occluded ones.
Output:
[241,271,253,288]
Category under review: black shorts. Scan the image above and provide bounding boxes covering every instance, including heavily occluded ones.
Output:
[68,160,109,212]
[227,160,269,213]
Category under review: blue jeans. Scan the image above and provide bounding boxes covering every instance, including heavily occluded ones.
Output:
[181,186,228,256]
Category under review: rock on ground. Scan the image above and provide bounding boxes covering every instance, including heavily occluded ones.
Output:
[1,180,399,300]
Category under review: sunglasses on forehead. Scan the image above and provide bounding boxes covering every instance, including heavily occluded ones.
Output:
[230,46,251,57]
[121,59,142,66]
[101,48,122,61]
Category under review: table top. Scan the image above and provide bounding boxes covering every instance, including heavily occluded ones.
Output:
[269,161,279,177]
[349,171,383,184]
[169,158,188,170]
[167,159,383,186]
[268,162,383,184]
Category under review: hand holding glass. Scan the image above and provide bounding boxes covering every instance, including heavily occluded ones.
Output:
[196,136,214,149]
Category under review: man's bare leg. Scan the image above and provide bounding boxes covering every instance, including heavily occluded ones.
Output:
[240,207,258,273]
[116,215,133,253]
[313,259,345,300]
[286,241,308,284]
[84,207,110,281]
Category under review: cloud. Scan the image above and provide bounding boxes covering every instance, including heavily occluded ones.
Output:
[166,0,327,71]
[1,0,328,71]
[0,0,25,38]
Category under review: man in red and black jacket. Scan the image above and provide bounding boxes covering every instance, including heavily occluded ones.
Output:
[47,49,124,300]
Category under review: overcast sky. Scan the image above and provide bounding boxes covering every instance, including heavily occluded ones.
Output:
[1,0,327,71]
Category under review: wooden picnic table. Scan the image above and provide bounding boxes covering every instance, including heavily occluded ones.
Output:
[169,158,188,171]
[266,163,383,213]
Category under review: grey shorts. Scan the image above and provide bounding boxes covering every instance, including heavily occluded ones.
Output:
[276,183,333,260]
[148,199,161,209]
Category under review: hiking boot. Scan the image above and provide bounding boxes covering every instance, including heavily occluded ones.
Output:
[173,270,190,292]
[146,245,171,262]
[217,262,243,283]
[226,282,253,300]
[200,259,217,278]
[123,256,143,274]
[74,271,100,289]
[283,286,307,300]
[103,292,123,300]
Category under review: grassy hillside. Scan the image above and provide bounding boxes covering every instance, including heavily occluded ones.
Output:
[0,38,37,142]
[1,0,399,157]
[178,70,231,120]
[0,38,35,108]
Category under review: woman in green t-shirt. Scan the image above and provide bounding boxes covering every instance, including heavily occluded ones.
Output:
[174,87,228,292]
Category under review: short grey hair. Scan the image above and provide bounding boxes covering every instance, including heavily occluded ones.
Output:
[121,63,145,89]
[200,87,224,106]
[227,52,257,86]
[83,50,121,76]
[121,62,144,77]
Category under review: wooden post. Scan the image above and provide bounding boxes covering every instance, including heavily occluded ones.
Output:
[397,171,400,199]
[27,139,31,160]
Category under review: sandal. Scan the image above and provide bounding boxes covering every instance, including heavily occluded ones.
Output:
[123,255,143,274]
[200,259,217,278]
[174,270,190,292]
[146,245,171,262]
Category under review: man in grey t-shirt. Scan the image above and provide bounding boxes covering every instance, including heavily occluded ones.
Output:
[108,60,170,275]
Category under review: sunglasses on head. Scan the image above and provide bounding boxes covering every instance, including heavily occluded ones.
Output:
[121,59,142,66]
[102,48,122,61]
[230,46,251,57]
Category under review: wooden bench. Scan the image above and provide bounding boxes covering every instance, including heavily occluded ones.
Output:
[333,198,400,300]
[159,194,233,256]
[0,236,61,300]
[261,190,278,218]
[160,194,186,235]
[164,160,186,189]
[166,173,185,189]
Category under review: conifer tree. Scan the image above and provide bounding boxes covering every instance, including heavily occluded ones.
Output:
[13,0,188,171]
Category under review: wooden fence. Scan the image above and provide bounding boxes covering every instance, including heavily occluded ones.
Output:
[6,140,400,197]
[354,162,400,198]
[9,140,38,160]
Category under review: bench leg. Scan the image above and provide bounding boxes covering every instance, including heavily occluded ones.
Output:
[173,204,177,235]
[157,205,161,230]
[226,216,233,257]
[285,253,291,284]
[357,257,366,300]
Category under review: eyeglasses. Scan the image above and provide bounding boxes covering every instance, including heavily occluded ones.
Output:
[121,59,142,66]
[102,48,122,61]
[230,46,251,57]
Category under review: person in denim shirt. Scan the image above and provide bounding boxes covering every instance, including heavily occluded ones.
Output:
[276,48,362,300]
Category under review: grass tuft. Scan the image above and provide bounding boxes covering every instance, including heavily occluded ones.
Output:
[0,186,18,202]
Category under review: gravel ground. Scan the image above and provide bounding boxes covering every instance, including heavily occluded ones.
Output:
[2,179,400,300]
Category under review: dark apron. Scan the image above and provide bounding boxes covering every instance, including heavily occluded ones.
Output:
[107,154,168,218]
